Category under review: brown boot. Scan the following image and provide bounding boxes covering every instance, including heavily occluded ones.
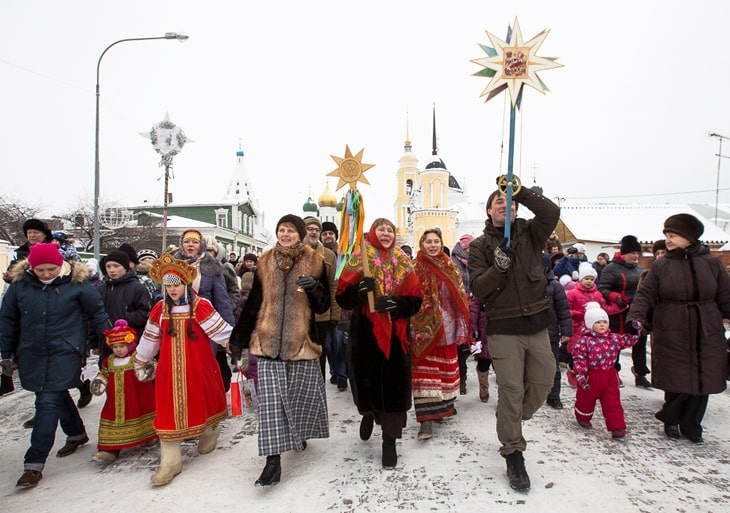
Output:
[477,370,490,403]
[151,441,182,486]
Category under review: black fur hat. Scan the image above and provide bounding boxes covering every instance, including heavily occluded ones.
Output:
[619,235,642,255]
[22,218,52,241]
[663,213,704,244]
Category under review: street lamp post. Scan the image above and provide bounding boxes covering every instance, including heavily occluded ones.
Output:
[93,32,188,260]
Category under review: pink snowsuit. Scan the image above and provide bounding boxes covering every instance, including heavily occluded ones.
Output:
[572,326,638,432]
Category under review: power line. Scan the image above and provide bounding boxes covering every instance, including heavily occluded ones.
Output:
[0,57,88,92]
[567,187,730,201]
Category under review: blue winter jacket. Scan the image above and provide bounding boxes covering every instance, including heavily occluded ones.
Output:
[0,261,110,392]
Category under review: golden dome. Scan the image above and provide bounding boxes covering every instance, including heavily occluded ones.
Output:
[318,181,338,208]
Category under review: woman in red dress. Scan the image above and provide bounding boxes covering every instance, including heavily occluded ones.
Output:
[135,253,233,486]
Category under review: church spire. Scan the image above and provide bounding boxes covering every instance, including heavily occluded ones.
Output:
[432,102,438,156]
[404,110,412,153]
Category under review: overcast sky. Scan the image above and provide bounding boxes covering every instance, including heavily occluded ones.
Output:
[3,1,730,231]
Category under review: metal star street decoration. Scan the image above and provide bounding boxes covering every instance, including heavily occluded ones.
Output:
[472,17,562,107]
[327,145,374,191]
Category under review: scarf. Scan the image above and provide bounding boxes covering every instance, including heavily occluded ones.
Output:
[337,226,421,359]
[273,242,306,271]
[410,249,471,361]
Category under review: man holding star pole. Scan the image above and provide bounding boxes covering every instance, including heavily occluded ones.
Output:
[469,18,562,492]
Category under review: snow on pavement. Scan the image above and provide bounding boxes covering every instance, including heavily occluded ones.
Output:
[1,351,729,513]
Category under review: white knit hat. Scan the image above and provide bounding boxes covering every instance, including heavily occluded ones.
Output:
[573,243,587,254]
[584,301,608,330]
[578,262,597,280]
[559,274,573,287]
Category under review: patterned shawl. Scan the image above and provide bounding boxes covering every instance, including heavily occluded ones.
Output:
[337,225,421,359]
[410,248,471,361]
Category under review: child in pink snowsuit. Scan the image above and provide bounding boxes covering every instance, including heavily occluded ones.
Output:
[572,302,639,439]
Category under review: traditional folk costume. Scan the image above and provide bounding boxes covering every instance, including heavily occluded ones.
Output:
[94,321,156,460]
[135,253,233,486]
[336,219,422,467]
[410,242,471,424]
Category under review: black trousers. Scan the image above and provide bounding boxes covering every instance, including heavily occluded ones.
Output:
[655,392,709,439]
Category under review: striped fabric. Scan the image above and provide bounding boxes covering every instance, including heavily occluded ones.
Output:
[412,343,459,422]
[257,358,329,456]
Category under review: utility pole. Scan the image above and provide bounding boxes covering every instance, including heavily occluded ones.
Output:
[710,132,730,226]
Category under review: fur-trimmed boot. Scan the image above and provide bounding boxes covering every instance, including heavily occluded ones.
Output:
[198,425,219,455]
[477,370,490,403]
[151,441,182,486]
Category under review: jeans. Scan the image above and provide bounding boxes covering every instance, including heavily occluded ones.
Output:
[326,328,348,381]
[25,390,87,471]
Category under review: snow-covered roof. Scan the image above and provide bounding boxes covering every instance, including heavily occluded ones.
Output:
[138,211,215,229]
[559,203,730,245]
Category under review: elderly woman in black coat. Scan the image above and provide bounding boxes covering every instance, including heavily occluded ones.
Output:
[627,214,730,443]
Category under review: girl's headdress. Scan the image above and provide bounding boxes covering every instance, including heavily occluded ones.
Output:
[149,252,197,285]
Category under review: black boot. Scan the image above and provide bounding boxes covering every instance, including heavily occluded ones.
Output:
[0,374,14,396]
[255,455,281,487]
[505,451,531,491]
[664,424,680,440]
[359,414,374,441]
[382,434,397,469]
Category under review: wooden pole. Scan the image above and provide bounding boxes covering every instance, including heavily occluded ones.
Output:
[360,234,375,312]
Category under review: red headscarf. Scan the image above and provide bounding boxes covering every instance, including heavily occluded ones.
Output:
[337,220,422,358]
[410,245,471,361]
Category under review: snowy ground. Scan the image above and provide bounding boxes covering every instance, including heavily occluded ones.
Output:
[1,351,729,513]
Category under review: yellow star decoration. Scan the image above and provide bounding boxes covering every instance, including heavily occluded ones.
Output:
[472,17,562,106]
[327,145,375,191]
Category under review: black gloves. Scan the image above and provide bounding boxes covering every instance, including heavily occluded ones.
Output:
[375,296,398,314]
[296,275,317,291]
[493,239,514,273]
[357,277,376,296]
[615,297,628,309]
[624,319,643,336]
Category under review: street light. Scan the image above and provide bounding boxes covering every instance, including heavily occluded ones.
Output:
[93,32,189,260]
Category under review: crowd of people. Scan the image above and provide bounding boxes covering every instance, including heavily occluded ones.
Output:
[1,201,728,494]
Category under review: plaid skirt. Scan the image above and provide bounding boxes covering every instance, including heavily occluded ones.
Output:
[257,357,329,456]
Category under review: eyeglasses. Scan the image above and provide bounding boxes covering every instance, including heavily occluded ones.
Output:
[306,227,321,233]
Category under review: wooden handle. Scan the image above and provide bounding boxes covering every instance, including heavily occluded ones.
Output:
[360,235,375,313]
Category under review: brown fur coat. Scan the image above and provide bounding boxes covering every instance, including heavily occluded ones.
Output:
[230,245,330,361]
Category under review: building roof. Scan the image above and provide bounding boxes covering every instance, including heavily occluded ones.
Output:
[559,203,730,245]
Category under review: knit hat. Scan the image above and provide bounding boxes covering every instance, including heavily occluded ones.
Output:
[104,250,131,270]
[85,258,100,277]
[578,261,597,280]
[136,249,158,262]
[559,274,573,287]
[243,252,258,263]
[22,218,52,241]
[651,239,667,255]
[584,302,609,330]
[663,213,704,244]
[321,221,339,239]
[104,319,138,352]
[619,235,642,255]
[118,243,139,265]
[302,216,322,230]
[205,236,218,256]
[573,243,587,254]
[27,243,63,268]
[276,214,307,240]
[52,231,68,245]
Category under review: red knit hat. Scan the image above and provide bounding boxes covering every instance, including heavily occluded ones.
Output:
[104,319,138,352]
[27,243,63,268]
